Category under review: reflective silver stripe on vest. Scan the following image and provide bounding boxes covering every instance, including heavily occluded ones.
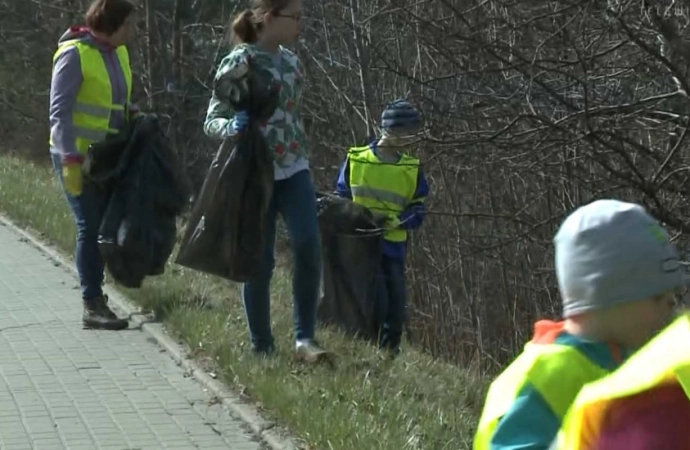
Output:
[75,126,108,142]
[351,186,408,208]
[74,102,120,118]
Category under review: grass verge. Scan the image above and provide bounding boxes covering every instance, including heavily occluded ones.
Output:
[0,153,487,450]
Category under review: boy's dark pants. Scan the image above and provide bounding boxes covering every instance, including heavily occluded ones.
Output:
[375,255,407,351]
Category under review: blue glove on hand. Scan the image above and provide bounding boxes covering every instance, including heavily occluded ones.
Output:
[232,110,250,133]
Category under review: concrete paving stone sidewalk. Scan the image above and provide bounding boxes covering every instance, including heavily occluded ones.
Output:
[0,223,264,450]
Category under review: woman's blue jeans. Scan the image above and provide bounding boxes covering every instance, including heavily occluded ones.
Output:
[241,169,322,352]
[51,153,106,301]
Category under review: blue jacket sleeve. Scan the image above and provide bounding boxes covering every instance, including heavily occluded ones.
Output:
[399,167,429,230]
[490,383,561,450]
[336,156,352,199]
[49,46,83,160]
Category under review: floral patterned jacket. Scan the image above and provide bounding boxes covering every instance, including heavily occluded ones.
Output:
[203,43,309,179]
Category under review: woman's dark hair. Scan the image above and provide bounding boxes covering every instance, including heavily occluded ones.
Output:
[85,0,135,36]
[231,0,293,44]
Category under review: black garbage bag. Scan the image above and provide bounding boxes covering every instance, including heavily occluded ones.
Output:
[175,55,279,282]
[83,114,190,288]
[316,193,389,342]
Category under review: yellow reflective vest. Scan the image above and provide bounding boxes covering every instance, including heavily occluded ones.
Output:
[49,39,132,153]
[557,313,690,450]
[474,340,607,450]
[347,145,420,242]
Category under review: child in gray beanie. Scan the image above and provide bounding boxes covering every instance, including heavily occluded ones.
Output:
[555,199,683,347]
[475,199,685,450]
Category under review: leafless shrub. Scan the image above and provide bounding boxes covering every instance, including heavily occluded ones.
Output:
[2,0,689,370]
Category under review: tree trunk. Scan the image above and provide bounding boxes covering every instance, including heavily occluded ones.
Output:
[144,0,157,109]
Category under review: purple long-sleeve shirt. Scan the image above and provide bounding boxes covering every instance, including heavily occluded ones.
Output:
[336,141,429,260]
[49,27,134,161]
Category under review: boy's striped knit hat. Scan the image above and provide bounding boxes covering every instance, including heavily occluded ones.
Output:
[381,99,422,135]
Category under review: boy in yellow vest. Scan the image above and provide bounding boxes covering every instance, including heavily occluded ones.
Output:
[474,199,684,450]
[557,313,690,450]
[335,99,429,356]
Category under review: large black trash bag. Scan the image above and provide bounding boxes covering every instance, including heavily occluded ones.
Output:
[83,115,190,288]
[316,192,388,342]
[176,56,279,282]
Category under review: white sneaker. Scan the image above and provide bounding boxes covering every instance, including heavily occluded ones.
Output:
[295,339,332,364]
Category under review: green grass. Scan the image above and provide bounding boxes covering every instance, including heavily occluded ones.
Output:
[0,154,487,450]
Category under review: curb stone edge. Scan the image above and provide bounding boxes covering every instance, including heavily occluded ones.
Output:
[0,213,299,450]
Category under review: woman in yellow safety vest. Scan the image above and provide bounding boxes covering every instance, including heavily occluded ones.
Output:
[49,0,137,331]
[557,312,690,450]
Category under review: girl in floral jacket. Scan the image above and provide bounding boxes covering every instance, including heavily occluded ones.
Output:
[204,0,329,363]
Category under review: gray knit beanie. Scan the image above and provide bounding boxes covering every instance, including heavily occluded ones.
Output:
[555,199,688,317]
